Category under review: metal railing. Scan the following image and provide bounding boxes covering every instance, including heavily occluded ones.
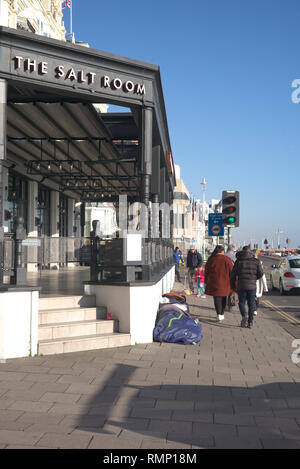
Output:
[0,218,174,287]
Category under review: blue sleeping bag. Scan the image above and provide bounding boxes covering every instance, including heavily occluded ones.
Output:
[153,307,203,345]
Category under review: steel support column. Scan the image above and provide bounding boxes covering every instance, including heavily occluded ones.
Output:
[141,107,153,207]
[0,79,7,285]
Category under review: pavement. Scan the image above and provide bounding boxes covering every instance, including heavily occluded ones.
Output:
[0,279,300,449]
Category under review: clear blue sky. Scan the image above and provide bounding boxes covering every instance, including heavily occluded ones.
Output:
[64,0,300,248]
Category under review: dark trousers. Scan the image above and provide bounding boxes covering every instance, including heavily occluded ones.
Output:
[188,268,195,290]
[175,264,181,283]
[213,296,227,316]
[238,290,256,323]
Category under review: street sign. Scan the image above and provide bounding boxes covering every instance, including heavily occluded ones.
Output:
[22,239,41,247]
[208,214,224,237]
[181,236,184,242]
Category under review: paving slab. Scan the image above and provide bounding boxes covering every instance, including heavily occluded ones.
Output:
[1,286,300,449]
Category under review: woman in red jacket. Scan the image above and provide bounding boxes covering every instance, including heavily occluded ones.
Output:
[204,245,233,321]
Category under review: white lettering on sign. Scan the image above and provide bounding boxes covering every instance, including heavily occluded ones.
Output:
[135,83,146,95]
[55,65,64,78]
[39,62,48,75]
[12,56,146,96]
[77,70,86,83]
[124,80,134,92]
[24,58,37,73]
[102,76,110,88]
[87,72,96,85]
[65,68,77,81]
[112,78,122,90]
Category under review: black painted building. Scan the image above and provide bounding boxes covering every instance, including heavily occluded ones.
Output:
[0,26,175,287]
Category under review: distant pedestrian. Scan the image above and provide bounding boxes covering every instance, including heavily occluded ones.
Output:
[225,245,236,263]
[254,253,268,316]
[230,246,264,329]
[225,245,237,311]
[204,245,233,322]
[173,247,184,283]
[187,247,203,291]
[194,264,206,298]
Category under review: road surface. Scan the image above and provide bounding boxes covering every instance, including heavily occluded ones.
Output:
[259,256,300,338]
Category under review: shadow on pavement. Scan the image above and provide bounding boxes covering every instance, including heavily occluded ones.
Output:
[77,363,300,448]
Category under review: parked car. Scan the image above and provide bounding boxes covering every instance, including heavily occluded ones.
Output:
[270,256,300,295]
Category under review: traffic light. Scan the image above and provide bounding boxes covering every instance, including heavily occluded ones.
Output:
[222,190,239,227]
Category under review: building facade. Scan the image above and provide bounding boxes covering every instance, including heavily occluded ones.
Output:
[0,25,176,358]
[0,0,66,40]
[172,165,192,253]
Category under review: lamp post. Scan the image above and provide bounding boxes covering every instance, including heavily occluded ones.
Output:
[201,178,207,261]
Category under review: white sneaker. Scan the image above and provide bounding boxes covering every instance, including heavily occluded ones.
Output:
[254,311,257,316]
[217,314,225,321]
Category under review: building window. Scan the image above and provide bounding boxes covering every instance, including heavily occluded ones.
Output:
[37,187,51,237]
[7,173,28,232]
[59,195,68,237]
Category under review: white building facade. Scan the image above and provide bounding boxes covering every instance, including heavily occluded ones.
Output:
[0,0,66,39]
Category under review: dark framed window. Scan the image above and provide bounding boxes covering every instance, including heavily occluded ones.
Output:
[7,172,28,232]
[37,186,51,237]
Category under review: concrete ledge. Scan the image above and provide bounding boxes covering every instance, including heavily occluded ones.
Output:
[0,286,41,293]
[0,289,39,359]
[85,266,175,345]
[84,264,175,288]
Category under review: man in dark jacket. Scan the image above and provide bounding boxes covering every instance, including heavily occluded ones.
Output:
[230,246,264,328]
[187,248,203,291]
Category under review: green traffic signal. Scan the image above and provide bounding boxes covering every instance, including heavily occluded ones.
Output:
[223,216,236,224]
[222,190,240,227]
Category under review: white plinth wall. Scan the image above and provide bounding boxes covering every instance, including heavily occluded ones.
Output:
[0,290,39,360]
[85,266,175,345]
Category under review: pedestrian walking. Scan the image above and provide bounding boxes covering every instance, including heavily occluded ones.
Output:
[254,253,268,316]
[204,245,233,322]
[225,244,236,263]
[230,246,264,328]
[225,244,237,311]
[187,247,203,291]
[194,264,206,298]
[173,246,184,283]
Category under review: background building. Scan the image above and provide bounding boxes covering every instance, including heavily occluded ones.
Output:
[0,0,66,39]
[172,165,192,252]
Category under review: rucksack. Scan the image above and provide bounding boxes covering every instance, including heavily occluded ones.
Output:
[162,293,187,304]
[153,308,203,345]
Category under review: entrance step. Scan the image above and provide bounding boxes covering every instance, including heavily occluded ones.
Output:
[39,306,107,325]
[38,294,131,356]
[39,295,96,311]
[38,319,117,341]
[38,333,132,356]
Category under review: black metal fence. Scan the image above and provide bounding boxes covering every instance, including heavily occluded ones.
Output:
[1,232,173,286]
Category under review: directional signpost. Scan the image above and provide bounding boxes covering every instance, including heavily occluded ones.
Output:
[208,214,224,237]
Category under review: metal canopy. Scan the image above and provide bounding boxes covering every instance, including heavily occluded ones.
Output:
[0,26,176,198]
[7,101,140,201]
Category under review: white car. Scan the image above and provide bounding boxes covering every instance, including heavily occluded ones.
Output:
[270,256,300,295]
